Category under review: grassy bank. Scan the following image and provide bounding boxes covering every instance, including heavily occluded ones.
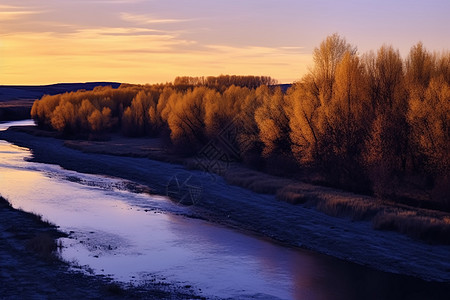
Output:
[221,166,450,245]
[276,184,450,244]
[0,195,65,258]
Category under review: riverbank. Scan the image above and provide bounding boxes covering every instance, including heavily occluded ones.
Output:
[0,196,204,299]
[16,126,450,246]
[0,100,34,121]
[1,126,450,285]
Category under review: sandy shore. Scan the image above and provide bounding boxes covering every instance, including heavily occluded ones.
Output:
[1,127,450,286]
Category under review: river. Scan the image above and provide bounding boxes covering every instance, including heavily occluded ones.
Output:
[0,120,447,299]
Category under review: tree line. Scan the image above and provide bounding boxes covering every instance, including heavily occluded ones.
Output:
[31,35,449,206]
[173,75,278,91]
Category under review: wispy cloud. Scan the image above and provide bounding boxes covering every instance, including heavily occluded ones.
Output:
[120,12,194,25]
[0,23,310,85]
[83,0,145,3]
[206,44,305,57]
[0,1,309,84]
[81,27,165,36]
[0,5,44,21]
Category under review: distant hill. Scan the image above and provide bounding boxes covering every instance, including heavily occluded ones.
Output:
[0,82,121,102]
[0,82,121,121]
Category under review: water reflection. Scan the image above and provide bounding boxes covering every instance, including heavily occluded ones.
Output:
[0,119,35,131]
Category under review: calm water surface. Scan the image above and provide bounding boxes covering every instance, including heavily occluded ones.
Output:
[0,120,446,300]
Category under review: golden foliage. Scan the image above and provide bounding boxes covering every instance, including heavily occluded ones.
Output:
[30,35,449,201]
[311,33,356,106]
[122,90,159,136]
[408,76,450,175]
[255,86,290,157]
[287,79,321,163]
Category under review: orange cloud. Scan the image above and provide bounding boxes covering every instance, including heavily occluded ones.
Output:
[0,5,44,21]
[0,25,310,85]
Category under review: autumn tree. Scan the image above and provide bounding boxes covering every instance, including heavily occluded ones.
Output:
[374,45,405,110]
[174,75,277,91]
[163,87,216,151]
[234,88,264,159]
[157,87,175,127]
[88,107,114,132]
[435,50,450,84]
[288,34,357,165]
[320,52,370,156]
[287,77,322,163]
[27,39,450,202]
[311,33,356,106]
[50,99,76,133]
[122,90,159,136]
[363,45,409,196]
[77,99,96,132]
[255,86,291,157]
[408,76,450,178]
[318,52,372,190]
[405,42,435,103]
[203,85,246,139]
[31,94,63,129]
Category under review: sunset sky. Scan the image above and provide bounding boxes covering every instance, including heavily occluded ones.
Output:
[0,0,448,85]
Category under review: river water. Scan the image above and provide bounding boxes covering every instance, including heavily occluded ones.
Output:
[0,120,446,299]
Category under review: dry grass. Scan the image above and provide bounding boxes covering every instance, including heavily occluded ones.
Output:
[373,211,450,244]
[187,160,450,245]
[276,183,450,244]
[315,195,382,221]
[9,125,60,138]
[275,184,318,204]
[276,191,309,204]
[223,167,294,194]
[276,184,380,220]
[27,212,55,228]
[1,195,63,259]
[26,233,61,260]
